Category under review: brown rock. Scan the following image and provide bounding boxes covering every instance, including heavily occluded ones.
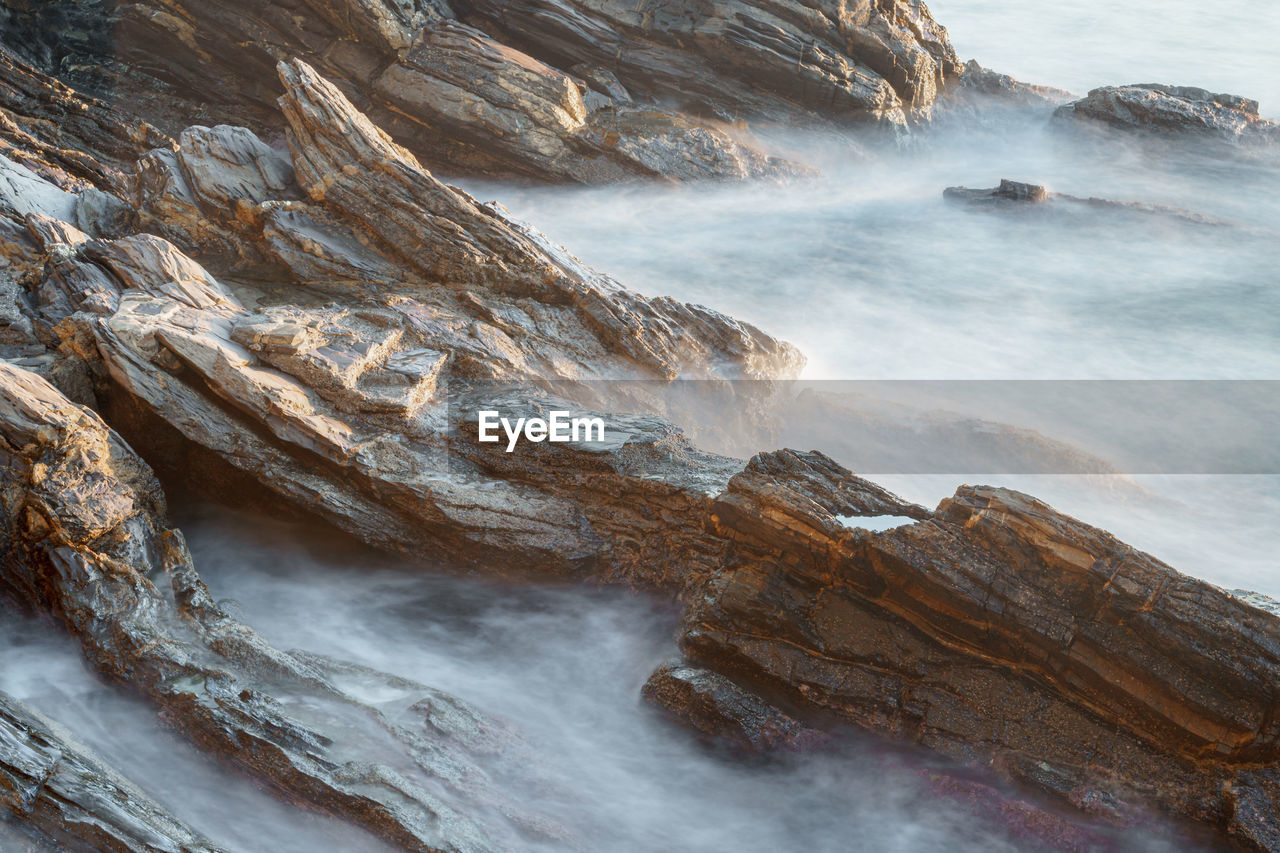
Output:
[642,662,829,752]
[1054,84,1280,147]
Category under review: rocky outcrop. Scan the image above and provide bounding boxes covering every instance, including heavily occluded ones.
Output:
[3,8,1279,850]
[1054,84,1280,147]
[0,360,565,852]
[1,690,225,853]
[13,61,798,579]
[951,60,1075,108]
[0,0,968,182]
[458,0,962,125]
[371,19,806,181]
[664,451,1280,845]
[3,0,806,182]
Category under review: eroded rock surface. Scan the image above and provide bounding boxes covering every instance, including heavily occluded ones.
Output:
[458,0,962,125]
[1,690,226,853]
[1054,84,1280,147]
[669,452,1280,844]
[0,360,563,853]
[2,9,1279,850]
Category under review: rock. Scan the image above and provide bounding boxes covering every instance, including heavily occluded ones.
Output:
[459,0,962,125]
[952,60,1075,108]
[672,453,1280,841]
[0,154,77,222]
[0,360,565,853]
[8,0,964,181]
[1054,84,1280,146]
[0,45,169,192]
[945,178,1050,204]
[944,178,1237,226]
[73,187,136,238]
[275,57,802,379]
[5,14,1278,849]
[372,20,800,182]
[642,662,828,752]
[175,125,298,223]
[1,690,227,853]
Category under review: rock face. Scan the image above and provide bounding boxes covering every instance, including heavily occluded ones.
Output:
[1,690,226,853]
[0,360,564,853]
[641,662,827,752]
[951,60,1075,108]
[3,4,1280,850]
[674,453,1280,844]
[0,0,965,183]
[458,0,962,125]
[1054,84,1280,146]
[371,19,807,181]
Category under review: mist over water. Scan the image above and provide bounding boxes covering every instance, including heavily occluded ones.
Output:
[4,4,1277,850]
[930,0,1280,117]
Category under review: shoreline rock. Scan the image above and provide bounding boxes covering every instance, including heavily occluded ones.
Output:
[1054,84,1280,147]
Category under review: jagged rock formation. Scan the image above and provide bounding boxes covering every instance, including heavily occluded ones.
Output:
[2,6,1280,851]
[1,689,225,853]
[1,0,964,183]
[1054,84,1280,147]
[950,60,1075,108]
[0,360,566,853]
[671,454,1280,848]
[457,0,962,124]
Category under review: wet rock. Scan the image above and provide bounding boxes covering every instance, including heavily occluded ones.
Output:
[642,662,828,752]
[945,178,1237,227]
[673,453,1280,842]
[1054,84,1280,146]
[945,178,1049,204]
[1,690,226,853]
[0,360,565,852]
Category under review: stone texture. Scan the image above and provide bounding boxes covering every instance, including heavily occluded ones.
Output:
[0,360,563,853]
[1,690,226,853]
[671,451,1280,842]
[2,9,1278,849]
[642,662,828,751]
[372,20,801,181]
[1054,84,1280,146]
[458,0,962,125]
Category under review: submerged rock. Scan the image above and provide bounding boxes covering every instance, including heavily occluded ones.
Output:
[945,178,1236,226]
[1054,84,1280,146]
[945,178,1050,204]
